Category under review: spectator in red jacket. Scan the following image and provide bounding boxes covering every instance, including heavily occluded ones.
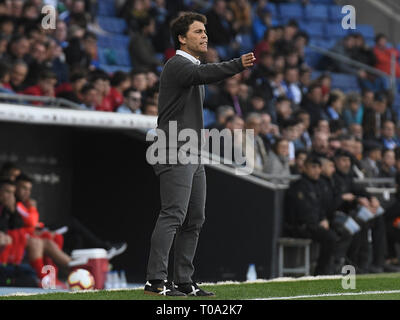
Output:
[23,69,58,103]
[109,71,131,111]
[373,33,400,78]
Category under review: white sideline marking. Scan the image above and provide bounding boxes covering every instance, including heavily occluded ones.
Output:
[253,290,400,300]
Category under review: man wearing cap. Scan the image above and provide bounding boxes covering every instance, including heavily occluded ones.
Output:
[284,155,343,275]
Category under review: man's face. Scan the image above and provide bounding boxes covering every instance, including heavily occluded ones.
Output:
[285,69,298,83]
[13,38,29,58]
[313,133,329,153]
[321,160,335,177]
[362,91,374,108]
[84,89,98,106]
[382,121,395,139]
[383,150,395,168]
[246,118,261,136]
[0,184,15,205]
[16,181,32,202]
[11,64,27,85]
[144,105,158,116]
[132,74,148,92]
[304,163,321,181]
[335,156,351,174]
[126,91,142,111]
[32,43,47,63]
[179,21,208,57]
[309,87,323,104]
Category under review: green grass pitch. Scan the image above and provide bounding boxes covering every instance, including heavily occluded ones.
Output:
[2,273,400,300]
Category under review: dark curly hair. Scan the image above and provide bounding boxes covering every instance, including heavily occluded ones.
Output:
[170,12,207,50]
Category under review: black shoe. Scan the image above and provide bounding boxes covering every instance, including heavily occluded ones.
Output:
[144,280,187,297]
[176,282,215,297]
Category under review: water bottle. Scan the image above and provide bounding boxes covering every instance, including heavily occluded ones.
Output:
[104,271,113,289]
[112,271,120,289]
[120,270,127,289]
[246,264,257,281]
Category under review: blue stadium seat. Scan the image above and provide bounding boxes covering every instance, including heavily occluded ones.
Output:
[349,24,375,41]
[317,39,337,49]
[278,3,304,20]
[330,73,360,92]
[99,65,131,74]
[328,5,343,22]
[304,47,322,68]
[301,22,325,38]
[97,34,130,50]
[98,17,127,34]
[325,23,349,39]
[266,3,278,17]
[97,0,116,17]
[305,4,329,21]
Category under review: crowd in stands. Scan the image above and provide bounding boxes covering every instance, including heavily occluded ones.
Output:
[1,0,400,278]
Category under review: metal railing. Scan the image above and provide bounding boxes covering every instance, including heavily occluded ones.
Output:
[0,92,82,110]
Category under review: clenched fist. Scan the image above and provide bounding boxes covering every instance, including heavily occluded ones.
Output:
[241,52,256,68]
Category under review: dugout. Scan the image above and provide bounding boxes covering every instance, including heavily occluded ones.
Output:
[0,104,286,283]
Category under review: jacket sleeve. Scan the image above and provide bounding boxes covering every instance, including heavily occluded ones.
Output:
[172,58,245,87]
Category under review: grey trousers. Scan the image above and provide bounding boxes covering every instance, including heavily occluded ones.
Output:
[146,162,206,284]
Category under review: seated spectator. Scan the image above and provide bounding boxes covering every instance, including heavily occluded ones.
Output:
[45,38,69,85]
[343,92,363,126]
[4,35,30,64]
[259,112,279,151]
[206,105,235,131]
[129,16,162,71]
[360,141,382,178]
[130,68,149,96]
[8,60,28,93]
[274,96,293,126]
[89,70,113,112]
[23,70,58,103]
[79,83,97,111]
[363,92,397,140]
[0,60,14,94]
[274,20,299,56]
[290,149,308,175]
[243,113,269,173]
[116,88,143,114]
[282,66,302,105]
[254,29,277,61]
[348,123,363,140]
[109,71,131,111]
[379,148,396,178]
[65,31,98,71]
[284,155,349,275]
[265,137,291,178]
[248,92,269,114]
[143,100,158,116]
[373,33,400,78]
[24,41,48,87]
[326,90,345,121]
[300,83,325,129]
[333,149,386,273]
[229,0,252,34]
[56,71,87,104]
[211,77,248,116]
[311,131,329,158]
[280,119,300,164]
[380,120,400,150]
[294,109,312,151]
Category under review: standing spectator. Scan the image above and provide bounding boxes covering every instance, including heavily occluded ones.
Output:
[373,33,400,78]
[116,88,143,114]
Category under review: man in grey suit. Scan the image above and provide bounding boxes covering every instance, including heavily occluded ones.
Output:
[144,12,255,296]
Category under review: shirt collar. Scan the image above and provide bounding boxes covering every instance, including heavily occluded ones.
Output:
[176,50,201,65]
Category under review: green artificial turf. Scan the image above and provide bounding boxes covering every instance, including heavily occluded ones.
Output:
[1,273,400,300]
